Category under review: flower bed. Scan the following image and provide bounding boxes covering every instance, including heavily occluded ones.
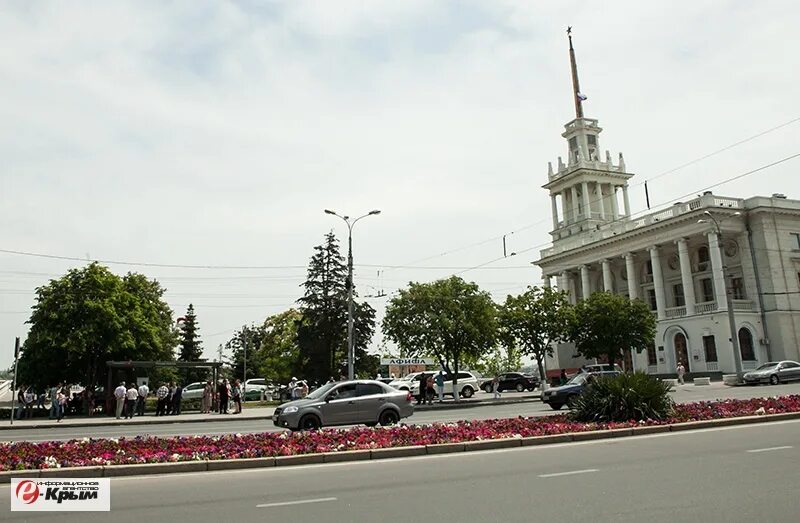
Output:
[2,395,799,471]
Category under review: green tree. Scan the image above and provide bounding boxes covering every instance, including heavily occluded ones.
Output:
[474,346,523,378]
[498,286,572,384]
[177,304,205,383]
[18,263,178,391]
[382,276,497,401]
[568,292,656,367]
[296,232,376,384]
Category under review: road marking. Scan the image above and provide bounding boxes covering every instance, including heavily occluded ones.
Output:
[256,497,337,508]
[538,468,599,478]
[746,446,793,453]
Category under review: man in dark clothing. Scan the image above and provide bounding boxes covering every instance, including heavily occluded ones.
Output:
[416,373,427,405]
[219,380,229,414]
[171,384,183,415]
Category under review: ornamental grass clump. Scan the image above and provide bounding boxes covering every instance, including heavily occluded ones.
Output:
[569,371,674,423]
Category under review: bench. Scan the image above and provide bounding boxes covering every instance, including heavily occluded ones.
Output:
[693,377,711,386]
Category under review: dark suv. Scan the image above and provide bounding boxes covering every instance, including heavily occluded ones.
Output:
[540,371,620,410]
[481,372,540,393]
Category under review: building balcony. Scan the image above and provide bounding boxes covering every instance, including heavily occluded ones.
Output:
[695,301,718,314]
[732,299,755,311]
[665,306,687,319]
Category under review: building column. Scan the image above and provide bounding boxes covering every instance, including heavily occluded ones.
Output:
[570,186,580,222]
[708,232,728,311]
[561,271,576,304]
[610,184,620,219]
[676,238,697,315]
[596,182,606,220]
[602,259,613,292]
[542,274,551,289]
[624,253,638,300]
[550,194,559,230]
[649,246,666,320]
[622,185,631,217]
[580,265,591,299]
[581,182,591,219]
[556,273,566,294]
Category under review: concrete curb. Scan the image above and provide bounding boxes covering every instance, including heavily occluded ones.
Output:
[3,412,798,482]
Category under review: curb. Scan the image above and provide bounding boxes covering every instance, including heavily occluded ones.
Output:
[414,396,540,412]
[3,412,799,482]
[0,414,274,431]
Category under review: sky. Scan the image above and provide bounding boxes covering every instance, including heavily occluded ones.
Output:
[1,0,799,368]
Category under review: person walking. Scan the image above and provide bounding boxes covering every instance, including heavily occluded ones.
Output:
[202,381,212,414]
[124,383,138,419]
[492,375,501,400]
[677,362,686,385]
[559,369,568,386]
[15,385,25,420]
[56,389,67,422]
[137,382,149,416]
[435,372,445,403]
[231,379,242,414]
[114,381,127,419]
[155,383,169,416]
[219,379,229,414]
[49,383,61,419]
[171,383,183,415]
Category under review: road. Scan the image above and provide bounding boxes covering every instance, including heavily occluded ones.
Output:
[4,381,800,443]
[2,418,799,522]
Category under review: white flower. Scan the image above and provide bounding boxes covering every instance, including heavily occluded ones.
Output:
[43,456,60,468]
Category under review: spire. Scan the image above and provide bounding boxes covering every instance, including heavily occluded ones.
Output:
[567,26,584,119]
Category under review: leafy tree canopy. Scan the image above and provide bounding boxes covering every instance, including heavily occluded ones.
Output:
[568,292,656,367]
[177,303,205,383]
[227,309,304,385]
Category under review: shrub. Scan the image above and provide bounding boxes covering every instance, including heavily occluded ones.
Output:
[569,371,674,422]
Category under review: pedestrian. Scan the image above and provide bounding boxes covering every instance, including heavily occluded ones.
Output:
[299,381,309,398]
[114,381,127,419]
[137,381,149,416]
[326,376,336,385]
[171,383,183,415]
[416,373,427,405]
[24,387,34,419]
[288,377,298,400]
[86,387,95,416]
[14,385,25,420]
[425,374,435,405]
[492,375,501,400]
[56,389,67,422]
[219,379,229,414]
[232,379,242,414]
[435,372,445,403]
[202,381,212,414]
[165,382,175,415]
[48,383,61,419]
[559,369,568,386]
[677,362,686,385]
[156,383,169,416]
[125,383,138,419]
[36,387,46,411]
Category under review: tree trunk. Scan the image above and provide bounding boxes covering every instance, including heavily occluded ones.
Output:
[536,354,546,387]
[452,354,459,403]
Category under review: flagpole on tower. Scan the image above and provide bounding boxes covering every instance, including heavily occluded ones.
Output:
[567,26,584,119]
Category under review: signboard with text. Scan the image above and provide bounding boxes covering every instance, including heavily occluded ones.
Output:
[380,358,437,366]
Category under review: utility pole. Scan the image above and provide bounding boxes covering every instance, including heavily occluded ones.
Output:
[242,328,248,401]
[10,337,20,426]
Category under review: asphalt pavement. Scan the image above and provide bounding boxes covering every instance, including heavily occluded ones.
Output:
[2,418,799,522]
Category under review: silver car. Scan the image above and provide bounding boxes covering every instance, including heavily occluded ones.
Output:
[743,361,800,385]
[272,380,414,431]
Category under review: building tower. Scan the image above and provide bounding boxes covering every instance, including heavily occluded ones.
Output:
[545,28,634,244]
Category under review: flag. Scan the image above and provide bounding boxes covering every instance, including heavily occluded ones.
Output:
[577,92,588,101]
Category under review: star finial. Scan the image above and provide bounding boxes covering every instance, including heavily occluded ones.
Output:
[567,26,572,35]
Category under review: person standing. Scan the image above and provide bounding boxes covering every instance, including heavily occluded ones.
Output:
[492,375,501,400]
[416,373,427,405]
[155,383,169,416]
[435,372,445,403]
[559,369,568,386]
[165,383,175,415]
[56,389,67,422]
[219,379,229,414]
[202,381,212,414]
[137,382,149,416]
[231,379,242,414]
[172,383,183,415]
[425,374,435,405]
[36,387,46,411]
[677,362,686,385]
[288,377,298,400]
[23,387,34,419]
[49,383,61,419]
[114,381,127,419]
[86,387,95,417]
[124,383,138,419]
[15,385,25,420]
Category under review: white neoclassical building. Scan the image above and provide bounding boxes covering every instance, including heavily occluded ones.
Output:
[535,32,800,377]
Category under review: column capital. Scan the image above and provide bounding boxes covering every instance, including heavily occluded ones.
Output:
[648,244,661,252]
[622,252,635,260]
[674,237,689,245]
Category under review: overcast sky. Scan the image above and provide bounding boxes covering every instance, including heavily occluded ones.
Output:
[1,1,798,368]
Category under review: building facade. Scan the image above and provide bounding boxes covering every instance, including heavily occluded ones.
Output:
[534,33,800,376]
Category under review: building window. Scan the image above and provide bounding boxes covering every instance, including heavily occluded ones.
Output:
[730,277,746,300]
[674,333,689,370]
[738,328,756,361]
[673,283,685,307]
[697,246,710,272]
[647,289,657,311]
[791,232,800,250]
[647,343,657,366]
[700,278,714,303]
[703,335,718,363]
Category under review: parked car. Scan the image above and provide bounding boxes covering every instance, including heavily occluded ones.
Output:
[388,373,423,392]
[743,361,800,385]
[579,364,623,374]
[244,378,274,400]
[480,372,540,393]
[272,380,414,430]
[181,382,207,400]
[540,371,620,410]
[407,371,479,398]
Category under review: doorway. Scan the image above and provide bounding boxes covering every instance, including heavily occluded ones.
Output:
[674,332,690,371]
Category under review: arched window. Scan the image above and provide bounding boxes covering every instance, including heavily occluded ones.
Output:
[697,246,710,272]
[738,328,756,361]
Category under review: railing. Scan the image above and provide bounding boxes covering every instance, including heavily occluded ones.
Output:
[695,301,717,314]
[732,299,754,311]
[665,306,687,319]
[706,362,719,372]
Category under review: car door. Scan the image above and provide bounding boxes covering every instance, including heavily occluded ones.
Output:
[355,383,386,423]
[779,362,800,381]
[499,373,515,391]
[319,383,359,425]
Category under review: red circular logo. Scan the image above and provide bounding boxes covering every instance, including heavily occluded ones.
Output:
[15,480,39,504]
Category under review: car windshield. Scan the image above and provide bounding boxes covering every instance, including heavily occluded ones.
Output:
[755,363,780,370]
[567,375,587,385]
[304,382,337,400]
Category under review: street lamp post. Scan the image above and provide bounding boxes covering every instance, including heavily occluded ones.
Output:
[698,211,743,378]
[324,209,381,380]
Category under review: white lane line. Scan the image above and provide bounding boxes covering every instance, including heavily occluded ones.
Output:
[256,497,337,508]
[538,468,599,478]
[746,445,793,453]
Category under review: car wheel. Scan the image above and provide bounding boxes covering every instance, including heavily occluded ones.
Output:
[770,374,779,385]
[461,386,474,398]
[549,403,563,411]
[379,410,399,426]
[515,383,524,392]
[298,414,321,431]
